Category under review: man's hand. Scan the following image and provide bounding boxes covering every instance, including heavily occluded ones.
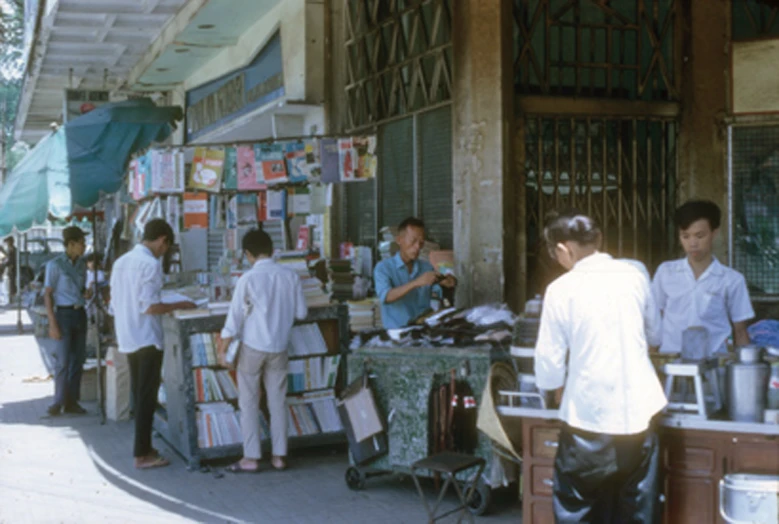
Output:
[216,334,229,367]
[439,275,457,288]
[554,387,564,407]
[49,322,62,341]
[414,271,438,288]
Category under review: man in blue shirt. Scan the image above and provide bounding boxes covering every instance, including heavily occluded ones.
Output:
[44,226,88,416]
[374,217,456,329]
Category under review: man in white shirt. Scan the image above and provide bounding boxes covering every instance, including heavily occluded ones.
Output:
[652,200,755,356]
[218,229,307,473]
[110,219,196,469]
[534,210,666,523]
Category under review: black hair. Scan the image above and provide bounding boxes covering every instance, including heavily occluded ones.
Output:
[242,229,273,257]
[674,200,721,231]
[62,226,86,247]
[543,209,601,250]
[85,253,102,265]
[397,217,425,233]
[142,219,175,244]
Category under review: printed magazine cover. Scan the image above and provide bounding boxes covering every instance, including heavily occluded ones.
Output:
[319,138,339,184]
[222,147,238,190]
[189,147,225,192]
[183,192,209,229]
[237,146,263,190]
[338,138,355,182]
[353,136,378,179]
[151,150,185,193]
[285,141,308,183]
[258,143,288,184]
[304,139,321,181]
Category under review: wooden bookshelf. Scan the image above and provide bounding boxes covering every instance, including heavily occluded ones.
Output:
[154,304,349,469]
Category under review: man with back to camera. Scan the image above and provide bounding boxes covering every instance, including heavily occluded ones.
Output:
[534,210,665,523]
[110,219,197,469]
[652,199,754,356]
[218,228,307,473]
[44,226,89,416]
[373,217,456,329]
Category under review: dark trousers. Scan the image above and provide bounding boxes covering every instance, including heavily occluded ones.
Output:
[52,308,87,408]
[128,346,163,458]
[553,423,661,524]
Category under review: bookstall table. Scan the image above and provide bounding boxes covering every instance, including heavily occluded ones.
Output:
[154,303,349,469]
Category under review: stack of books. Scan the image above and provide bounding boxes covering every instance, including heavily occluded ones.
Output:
[196,402,242,448]
[328,259,355,301]
[190,333,219,367]
[347,299,379,332]
[277,252,331,307]
[287,355,341,393]
[287,391,343,437]
[287,324,330,357]
[193,368,239,402]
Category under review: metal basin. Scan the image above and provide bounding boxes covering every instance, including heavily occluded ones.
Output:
[719,473,779,524]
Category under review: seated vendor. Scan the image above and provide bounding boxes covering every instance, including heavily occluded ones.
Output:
[374,217,456,329]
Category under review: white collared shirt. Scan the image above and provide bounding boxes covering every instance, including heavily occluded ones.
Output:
[535,253,666,435]
[221,258,308,353]
[110,244,165,354]
[651,257,755,355]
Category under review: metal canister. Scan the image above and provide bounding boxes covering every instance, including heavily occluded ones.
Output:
[719,473,779,524]
[727,347,770,422]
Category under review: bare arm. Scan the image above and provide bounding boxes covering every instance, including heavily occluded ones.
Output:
[44,287,61,340]
[733,321,750,347]
[144,301,197,315]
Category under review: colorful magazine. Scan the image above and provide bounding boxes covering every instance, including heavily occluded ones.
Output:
[304,139,321,182]
[285,141,309,183]
[237,146,264,190]
[353,136,378,180]
[222,147,238,191]
[258,143,288,184]
[319,138,340,184]
[183,192,209,229]
[151,150,185,193]
[338,138,355,182]
[189,147,225,192]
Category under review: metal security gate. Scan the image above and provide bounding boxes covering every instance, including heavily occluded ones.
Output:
[522,115,677,294]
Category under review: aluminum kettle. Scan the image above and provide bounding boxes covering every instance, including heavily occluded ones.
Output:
[726,345,770,423]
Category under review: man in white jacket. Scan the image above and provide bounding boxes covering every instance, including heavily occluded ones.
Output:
[535,210,666,523]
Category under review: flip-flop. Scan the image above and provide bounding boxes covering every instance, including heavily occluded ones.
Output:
[226,462,260,474]
[135,456,170,470]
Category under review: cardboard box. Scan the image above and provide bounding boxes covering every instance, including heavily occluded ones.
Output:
[80,362,105,402]
[343,387,383,442]
[105,346,132,421]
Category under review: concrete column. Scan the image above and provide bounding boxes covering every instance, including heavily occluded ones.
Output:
[452,0,517,308]
[678,0,730,258]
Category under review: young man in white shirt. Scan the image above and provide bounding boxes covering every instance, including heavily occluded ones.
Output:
[110,219,196,469]
[534,210,666,523]
[218,229,307,473]
[652,200,754,356]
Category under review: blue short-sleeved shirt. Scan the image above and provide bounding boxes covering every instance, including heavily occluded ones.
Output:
[44,254,86,307]
[374,253,440,329]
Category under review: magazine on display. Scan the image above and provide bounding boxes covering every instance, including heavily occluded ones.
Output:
[237,145,263,190]
[189,148,225,192]
[222,147,238,190]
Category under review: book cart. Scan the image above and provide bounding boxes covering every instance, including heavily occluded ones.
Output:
[153,303,349,469]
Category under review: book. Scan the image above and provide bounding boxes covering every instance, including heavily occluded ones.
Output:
[151,150,185,193]
[189,147,225,192]
[338,138,355,182]
[319,138,340,184]
[353,136,378,179]
[287,324,330,357]
[304,139,321,182]
[183,192,208,229]
[165,195,181,243]
[285,141,309,183]
[222,146,238,190]
[257,190,268,222]
[296,226,311,251]
[258,143,288,184]
[237,146,264,190]
[236,193,258,226]
[288,187,311,216]
[266,189,286,221]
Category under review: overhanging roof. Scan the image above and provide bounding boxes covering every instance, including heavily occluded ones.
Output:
[15,0,189,144]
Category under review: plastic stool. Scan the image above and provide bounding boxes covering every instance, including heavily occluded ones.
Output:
[663,359,722,418]
[411,451,486,524]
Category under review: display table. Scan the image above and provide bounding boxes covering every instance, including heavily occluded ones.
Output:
[497,406,779,524]
[346,345,514,515]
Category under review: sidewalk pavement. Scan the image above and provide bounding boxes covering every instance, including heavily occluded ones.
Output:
[0,309,522,523]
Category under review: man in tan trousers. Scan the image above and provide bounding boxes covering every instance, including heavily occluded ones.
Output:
[218,229,307,473]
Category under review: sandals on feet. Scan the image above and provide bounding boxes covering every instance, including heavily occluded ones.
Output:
[135,456,170,470]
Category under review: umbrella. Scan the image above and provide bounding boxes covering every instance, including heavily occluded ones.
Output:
[0,98,182,237]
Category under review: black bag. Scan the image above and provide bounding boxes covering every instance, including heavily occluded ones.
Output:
[428,370,479,456]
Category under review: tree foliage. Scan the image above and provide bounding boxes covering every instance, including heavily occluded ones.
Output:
[1,0,26,173]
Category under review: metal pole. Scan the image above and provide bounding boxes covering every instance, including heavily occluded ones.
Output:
[16,231,22,334]
[92,207,105,424]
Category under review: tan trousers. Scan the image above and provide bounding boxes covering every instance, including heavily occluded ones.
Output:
[236,345,288,459]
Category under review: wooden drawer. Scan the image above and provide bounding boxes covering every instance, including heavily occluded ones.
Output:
[527,499,555,524]
[729,436,779,474]
[664,439,719,475]
[531,465,555,496]
[530,426,560,460]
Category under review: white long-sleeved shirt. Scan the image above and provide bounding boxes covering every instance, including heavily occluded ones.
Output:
[651,257,755,356]
[220,258,308,352]
[534,253,666,435]
[110,245,165,354]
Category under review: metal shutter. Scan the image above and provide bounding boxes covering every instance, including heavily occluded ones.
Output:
[379,117,415,231]
[345,179,377,248]
[418,107,453,248]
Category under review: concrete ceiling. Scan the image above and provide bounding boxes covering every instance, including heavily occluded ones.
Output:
[16,0,282,144]
[17,0,189,143]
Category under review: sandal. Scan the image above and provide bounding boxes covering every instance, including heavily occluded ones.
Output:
[226,461,260,474]
[135,456,170,470]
